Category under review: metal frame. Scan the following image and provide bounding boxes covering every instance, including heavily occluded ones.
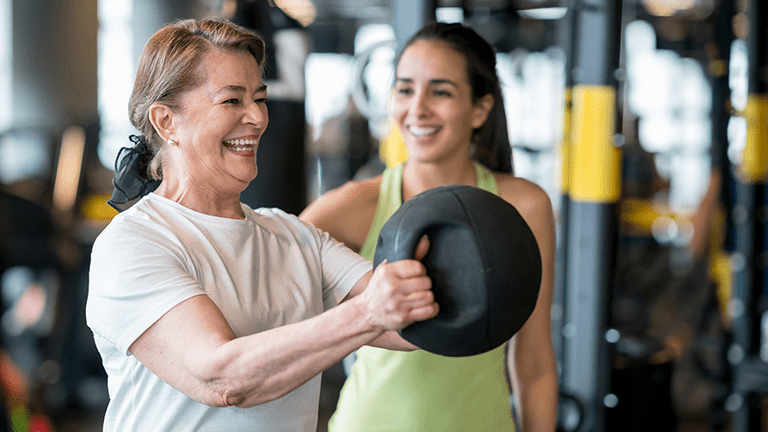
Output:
[730,2,768,428]
[560,1,623,431]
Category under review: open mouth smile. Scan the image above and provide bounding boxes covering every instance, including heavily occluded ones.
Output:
[408,126,441,137]
[223,138,257,152]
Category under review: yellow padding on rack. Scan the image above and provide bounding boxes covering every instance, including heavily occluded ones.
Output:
[741,94,768,183]
[708,207,732,326]
[619,198,675,234]
[560,88,573,194]
[570,85,621,203]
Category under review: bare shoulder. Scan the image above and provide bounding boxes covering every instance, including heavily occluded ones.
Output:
[299,176,382,252]
[302,176,382,219]
[493,173,554,222]
[493,173,556,276]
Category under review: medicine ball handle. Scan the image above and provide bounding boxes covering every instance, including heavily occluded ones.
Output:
[376,220,430,265]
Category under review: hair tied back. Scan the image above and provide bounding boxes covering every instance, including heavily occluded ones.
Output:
[107,134,162,212]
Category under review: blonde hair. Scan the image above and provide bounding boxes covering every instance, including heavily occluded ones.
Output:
[128,18,266,179]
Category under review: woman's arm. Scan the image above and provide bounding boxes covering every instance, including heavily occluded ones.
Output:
[502,179,559,432]
[300,178,381,252]
[128,257,436,408]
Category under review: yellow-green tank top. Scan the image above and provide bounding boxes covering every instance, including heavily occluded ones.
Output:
[328,163,515,432]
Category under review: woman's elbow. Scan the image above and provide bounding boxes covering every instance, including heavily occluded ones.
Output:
[193,378,275,408]
[182,375,242,408]
[216,383,293,409]
[195,370,290,408]
[185,354,256,408]
[185,345,294,408]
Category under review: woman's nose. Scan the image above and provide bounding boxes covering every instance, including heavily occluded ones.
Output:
[244,101,268,128]
[404,89,429,117]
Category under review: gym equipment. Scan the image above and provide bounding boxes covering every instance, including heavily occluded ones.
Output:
[373,185,542,357]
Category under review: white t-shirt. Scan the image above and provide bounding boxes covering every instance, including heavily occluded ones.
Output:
[86,193,371,432]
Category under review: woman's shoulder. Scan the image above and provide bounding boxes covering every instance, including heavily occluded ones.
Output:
[299,175,383,251]
[91,208,186,271]
[301,176,382,220]
[492,173,553,219]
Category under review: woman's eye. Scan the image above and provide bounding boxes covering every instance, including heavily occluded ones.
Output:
[434,89,451,97]
[224,98,240,104]
[255,97,267,104]
[396,87,413,96]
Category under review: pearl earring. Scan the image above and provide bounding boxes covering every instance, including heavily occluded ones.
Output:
[168,139,177,146]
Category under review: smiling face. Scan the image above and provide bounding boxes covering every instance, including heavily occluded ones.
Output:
[160,48,268,198]
[391,39,492,166]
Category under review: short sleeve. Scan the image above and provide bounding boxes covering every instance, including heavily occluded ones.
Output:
[314,227,372,310]
[86,218,204,355]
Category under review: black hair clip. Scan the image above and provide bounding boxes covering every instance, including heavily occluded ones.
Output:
[107,135,162,212]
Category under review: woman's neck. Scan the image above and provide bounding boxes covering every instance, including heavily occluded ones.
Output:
[155,179,246,220]
[402,158,477,202]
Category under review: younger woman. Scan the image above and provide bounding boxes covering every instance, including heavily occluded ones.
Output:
[301,21,557,431]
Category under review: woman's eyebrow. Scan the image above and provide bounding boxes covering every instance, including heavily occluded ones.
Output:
[395,77,458,88]
[216,84,268,94]
[428,78,458,87]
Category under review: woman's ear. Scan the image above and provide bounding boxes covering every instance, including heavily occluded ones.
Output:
[471,94,495,129]
[148,103,175,143]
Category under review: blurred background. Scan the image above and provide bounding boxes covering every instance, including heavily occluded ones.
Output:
[0,0,766,431]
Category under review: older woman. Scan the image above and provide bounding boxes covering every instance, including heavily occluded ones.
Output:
[86,18,437,432]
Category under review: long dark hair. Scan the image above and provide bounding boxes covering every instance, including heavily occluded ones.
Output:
[397,22,513,174]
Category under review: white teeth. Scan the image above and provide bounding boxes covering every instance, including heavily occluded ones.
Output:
[224,139,257,146]
[223,139,257,152]
[408,126,440,137]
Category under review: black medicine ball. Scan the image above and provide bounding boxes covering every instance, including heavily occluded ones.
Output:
[373,185,542,357]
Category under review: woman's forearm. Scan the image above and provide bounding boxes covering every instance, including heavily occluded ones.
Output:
[514,370,558,432]
[130,259,435,408]
[203,296,384,407]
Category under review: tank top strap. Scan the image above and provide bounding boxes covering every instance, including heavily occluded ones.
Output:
[475,162,499,195]
[359,164,404,261]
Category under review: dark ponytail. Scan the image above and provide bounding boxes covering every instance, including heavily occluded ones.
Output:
[399,22,513,174]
